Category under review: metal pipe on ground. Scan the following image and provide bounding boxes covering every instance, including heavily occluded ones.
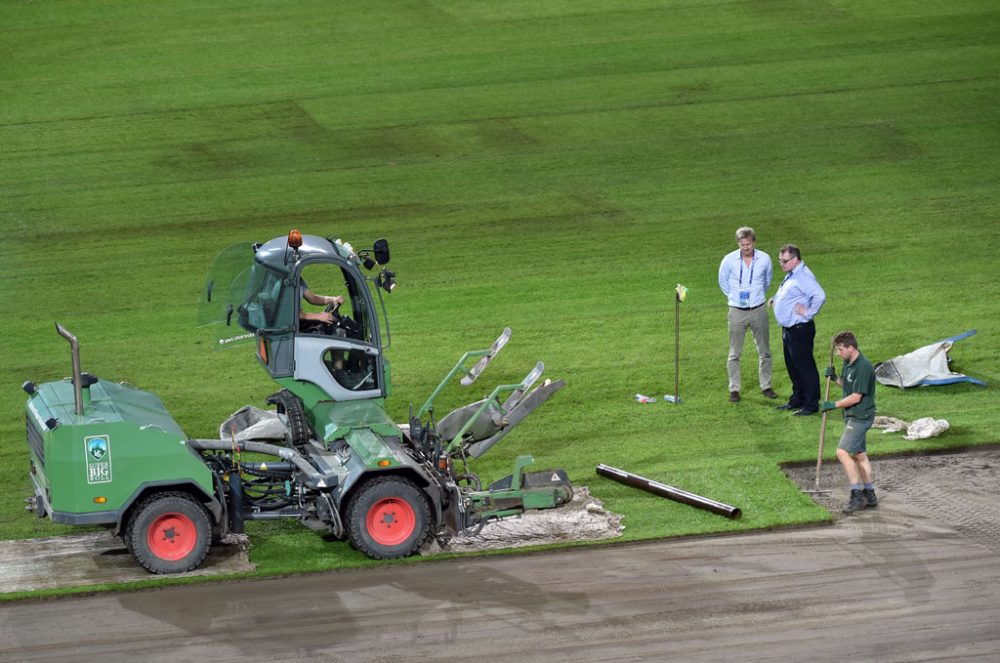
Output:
[596,464,742,520]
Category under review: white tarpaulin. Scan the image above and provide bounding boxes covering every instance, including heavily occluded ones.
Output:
[874,330,985,389]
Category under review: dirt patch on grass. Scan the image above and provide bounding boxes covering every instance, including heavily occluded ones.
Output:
[784,445,1000,551]
[0,532,253,595]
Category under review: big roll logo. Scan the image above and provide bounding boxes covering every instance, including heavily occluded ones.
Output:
[84,435,113,484]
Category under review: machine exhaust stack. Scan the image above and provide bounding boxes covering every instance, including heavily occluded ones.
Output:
[55,323,84,415]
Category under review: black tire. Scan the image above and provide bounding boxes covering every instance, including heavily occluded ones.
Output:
[266,389,312,450]
[126,492,212,574]
[346,476,431,559]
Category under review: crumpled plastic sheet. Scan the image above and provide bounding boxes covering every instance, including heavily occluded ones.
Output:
[874,416,910,433]
[873,415,949,440]
[904,417,950,440]
[219,405,289,442]
[420,486,624,555]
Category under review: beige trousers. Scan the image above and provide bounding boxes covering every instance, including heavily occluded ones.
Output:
[727,305,772,392]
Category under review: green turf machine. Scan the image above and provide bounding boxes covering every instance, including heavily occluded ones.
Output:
[23,230,571,573]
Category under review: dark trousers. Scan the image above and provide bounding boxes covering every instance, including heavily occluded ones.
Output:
[782,320,820,411]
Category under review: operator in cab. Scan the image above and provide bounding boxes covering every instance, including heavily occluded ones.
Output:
[300,281,343,325]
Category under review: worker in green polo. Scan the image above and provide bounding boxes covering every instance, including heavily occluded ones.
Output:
[820,330,878,514]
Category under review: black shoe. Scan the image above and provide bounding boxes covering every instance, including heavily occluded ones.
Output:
[762,388,779,399]
[792,408,816,416]
[729,391,740,403]
[775,403,795,411]
[863,488,879,508]
[843,489,867,514]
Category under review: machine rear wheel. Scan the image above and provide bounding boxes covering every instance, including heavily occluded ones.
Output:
[126,492,212,574]
[346,477,431,559]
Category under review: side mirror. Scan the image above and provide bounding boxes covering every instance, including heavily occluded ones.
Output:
[373,238,390,265]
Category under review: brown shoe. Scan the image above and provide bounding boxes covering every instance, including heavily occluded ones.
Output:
[729,391,740,403]
[761,388,779,399]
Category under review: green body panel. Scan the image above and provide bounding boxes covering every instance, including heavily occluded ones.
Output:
[272,377,334,412]
[313,399,403,468]
[272,377,395,426]
[26,379,215,519]
[521,488,565,510]
[315,399,398,437]
[462,456,569,521]
[465,486,563,520]
[344,428,401,468]
[37,378,186,437]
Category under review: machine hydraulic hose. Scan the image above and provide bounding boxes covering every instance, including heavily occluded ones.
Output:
[187,439,329,488]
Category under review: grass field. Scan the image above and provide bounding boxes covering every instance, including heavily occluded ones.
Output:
[2,1,999,586]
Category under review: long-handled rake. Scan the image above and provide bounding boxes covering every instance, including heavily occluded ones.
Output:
[805,337,836,495]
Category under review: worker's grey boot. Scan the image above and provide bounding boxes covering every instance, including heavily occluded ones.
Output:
[842,489,867,514]
[863,488,878,508]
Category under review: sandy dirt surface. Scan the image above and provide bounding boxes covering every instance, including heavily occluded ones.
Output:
[784,445,1000,553]
[0,488,617,595]
[0,532,254,594]
[1,446,997,662]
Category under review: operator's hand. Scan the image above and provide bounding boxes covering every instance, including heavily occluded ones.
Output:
[823,366,837,379]
[316,311,334,324]
[820,400,837,412]
[326,295,344,308]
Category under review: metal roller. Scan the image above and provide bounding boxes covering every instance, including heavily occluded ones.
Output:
[596,464,742,520]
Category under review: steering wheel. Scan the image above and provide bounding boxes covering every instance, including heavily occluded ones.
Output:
[328,302,364,338]
[319,302,347,336]
[301,301,362,338]
[299,302,342,336]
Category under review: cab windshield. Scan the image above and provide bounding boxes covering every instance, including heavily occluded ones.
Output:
[198,243,257,348]
[239,263,295,333]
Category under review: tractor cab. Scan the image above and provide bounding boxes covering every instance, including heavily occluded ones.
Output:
[200,230,394,407]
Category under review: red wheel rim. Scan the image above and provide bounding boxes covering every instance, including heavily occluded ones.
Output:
[366,497,416,546]
[147,512,197,561]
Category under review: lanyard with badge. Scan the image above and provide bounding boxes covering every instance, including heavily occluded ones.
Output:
[738,251,755,307]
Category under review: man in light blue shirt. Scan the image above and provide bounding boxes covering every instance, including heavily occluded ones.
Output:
[770,244,826,415]
[718,227,776,403]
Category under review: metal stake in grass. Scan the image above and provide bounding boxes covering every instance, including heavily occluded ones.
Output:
[665,284,688,405]
[806,337,837,495]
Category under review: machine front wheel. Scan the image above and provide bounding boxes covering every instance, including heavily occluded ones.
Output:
[346,477,431,559]
[126,492,212,574]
